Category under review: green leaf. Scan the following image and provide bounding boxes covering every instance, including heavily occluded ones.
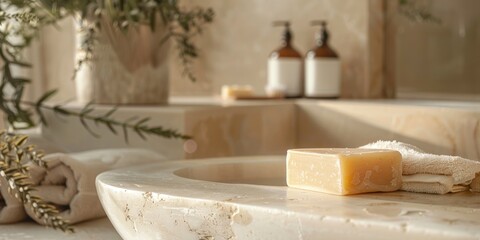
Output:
[134,127,146,140]
[36,89,57,106]
[79,116,100,138]
[12,78,31,84]
[122,123,129,144]
[134,117,150,127]
[103,106,118,118]
[105,122,117,135]
[35,89,58,125]
[149,9,156,31]
[52,105,70,116]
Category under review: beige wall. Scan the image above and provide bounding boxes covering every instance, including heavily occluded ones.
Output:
[23,18,76,102]
[389,0,480,100]
[171,0,382,98]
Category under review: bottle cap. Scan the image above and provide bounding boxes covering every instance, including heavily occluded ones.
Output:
[311,20,329,46]
[273,21,292,44]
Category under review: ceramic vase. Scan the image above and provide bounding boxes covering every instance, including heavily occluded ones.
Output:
[75,21,170,105]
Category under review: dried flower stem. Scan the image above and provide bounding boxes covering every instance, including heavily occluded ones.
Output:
[0,131,73,232]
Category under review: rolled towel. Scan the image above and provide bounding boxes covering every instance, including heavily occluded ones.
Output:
[0,177,27,224]
[360,141,480,194]
[0,131,61,224]
[25,148,163,225]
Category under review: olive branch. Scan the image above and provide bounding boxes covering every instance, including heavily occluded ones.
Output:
[30,90,191,143]
[6,89,191,143]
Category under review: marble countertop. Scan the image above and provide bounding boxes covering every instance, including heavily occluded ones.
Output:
[97,155,480,240]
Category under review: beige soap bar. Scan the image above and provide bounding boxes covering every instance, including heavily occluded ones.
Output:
[221,85,254,99]
[287,148,402,195]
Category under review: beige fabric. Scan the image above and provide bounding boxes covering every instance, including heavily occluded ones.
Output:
[401,174,468,194]
[470,174,480,192]
[361,140,480,194]
[0,177,28,224]
[25,148,163,225]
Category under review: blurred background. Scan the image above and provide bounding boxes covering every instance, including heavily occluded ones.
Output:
[22,0,480,102]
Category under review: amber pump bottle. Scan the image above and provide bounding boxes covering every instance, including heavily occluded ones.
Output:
[305,21,341,98]
[266,21,303,98]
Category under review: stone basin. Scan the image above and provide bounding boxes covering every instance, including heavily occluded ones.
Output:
[96,156,480,240]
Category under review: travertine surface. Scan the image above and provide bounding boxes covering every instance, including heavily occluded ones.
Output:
[97,156,480,240]
[41,97,295,159]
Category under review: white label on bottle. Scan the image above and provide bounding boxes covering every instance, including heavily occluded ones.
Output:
[267,58,302,96]
[305,58,341,97]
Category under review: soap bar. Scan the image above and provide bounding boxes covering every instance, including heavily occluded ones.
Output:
[221,85,254,99]
[286,148,402,195]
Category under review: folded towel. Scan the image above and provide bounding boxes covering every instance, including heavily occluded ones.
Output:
[471,174,480,192]
[25,148,163,225]
[360,141,480,194]
[0,177,27,224]
[401,174,468,194]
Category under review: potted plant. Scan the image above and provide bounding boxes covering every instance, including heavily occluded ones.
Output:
[0,1,213,105]
[0,0,214,122]
[0,0,213,231]
[73,0,214,104]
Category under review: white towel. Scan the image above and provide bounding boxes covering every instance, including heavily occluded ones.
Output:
[360,141,480,194]
[25,148,163,225]
[0,177,27,224]
[401,174,468,194]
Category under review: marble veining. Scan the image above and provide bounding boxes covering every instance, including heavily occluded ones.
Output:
[97,156,480,240]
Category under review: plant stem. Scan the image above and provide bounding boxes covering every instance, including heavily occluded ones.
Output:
[15,99,191,143]
[0,131,74,232]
